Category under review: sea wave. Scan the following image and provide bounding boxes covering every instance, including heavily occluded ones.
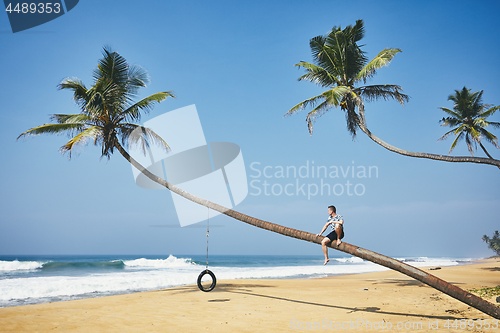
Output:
[0,255,478,308]
[0,261,384,307]
[0,260,44,272]
[334,256,365,264]
[124,255,195,269]
[397,257,473,267]
[0,270,197,307]
[0,255,196,274]
[42,260,126,271]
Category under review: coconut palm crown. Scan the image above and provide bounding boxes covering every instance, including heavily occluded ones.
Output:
[439,87,500,158]
[287,19,409,136]
[18,46,174,158]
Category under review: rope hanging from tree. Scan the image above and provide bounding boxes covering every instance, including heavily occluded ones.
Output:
[197,208,216,292]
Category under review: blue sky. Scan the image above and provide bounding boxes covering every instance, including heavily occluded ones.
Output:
[1,0,499,258]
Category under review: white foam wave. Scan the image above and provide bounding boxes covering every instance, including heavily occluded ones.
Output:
[334,256,364,264]
[397,257,472,267]
[0,263,386,307]
[124,255,196,269]
[0,256,476,307]
[0,270,198,306]
[214,262,387,280]
[0,260,43,272]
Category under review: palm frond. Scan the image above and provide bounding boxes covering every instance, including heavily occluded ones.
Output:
[453,123,469,135]
[286,93,328,116]
[58,78,89,110]
[86,78,127,119]
[439,107,462,120]
[473,117,488,129]
[17,123,85,140]
[471,89,484,116]
[309,35,338,76]
[478,128,499,148]
[308,20,368,82]
[50,113,91,124]
[60,126,102,156]
[309,35,328,61]
[295,61,341,87]
[83,86,105,119]
[127,65,149,95]
[357,84,409,105]
[356,48,402,83]
[440,116,461,127]
[119,123,170,154]
[345,106,360,137]
[94,46,129,87]
[449,131,464,153]
[465,133,476,156]
[323,86,351,106]
[448,87,481,118]
[286,86,350,117]
[350,19,365,43]
[326,20,367,81]
[120,91,175,123]
[487,121,500,129]
[305,100,330,135]
[469,126,481,140]
[303,87,358,136]
[479,105,500,118]
[438,127,459,141]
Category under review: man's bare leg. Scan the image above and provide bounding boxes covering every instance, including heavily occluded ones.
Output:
[335,226,342,246]
[321,237,331,265]
[335,226,343,246]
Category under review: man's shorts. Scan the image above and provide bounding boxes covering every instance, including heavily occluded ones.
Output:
[325,228,344,241]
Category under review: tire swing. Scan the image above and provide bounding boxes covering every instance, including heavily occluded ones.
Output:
[197,208,216,292]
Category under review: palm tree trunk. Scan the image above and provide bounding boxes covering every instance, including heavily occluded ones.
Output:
[356,121,500,168]
[114,142,500,319]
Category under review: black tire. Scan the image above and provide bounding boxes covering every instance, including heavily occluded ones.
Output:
[197,269,216,292]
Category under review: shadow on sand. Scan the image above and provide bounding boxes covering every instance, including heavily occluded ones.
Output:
[161,282,463,320]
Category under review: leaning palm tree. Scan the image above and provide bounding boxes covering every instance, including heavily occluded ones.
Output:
[287,19,500,168]
[18,47,499,319]
[439,87,500,159]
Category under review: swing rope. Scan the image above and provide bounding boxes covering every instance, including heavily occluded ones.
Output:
[205,207,210,269]
[197,208,216,292]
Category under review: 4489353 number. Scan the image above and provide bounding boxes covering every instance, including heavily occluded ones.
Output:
[5,2,62,14]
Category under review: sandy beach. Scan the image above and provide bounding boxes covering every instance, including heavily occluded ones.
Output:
[0,258,498,332]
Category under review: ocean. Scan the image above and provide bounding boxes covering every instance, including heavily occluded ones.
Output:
[0,254,475,308]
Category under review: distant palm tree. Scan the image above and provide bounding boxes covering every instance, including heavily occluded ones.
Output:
[287,19,500,168]
[482,230,500,256]
[18,47,499,319]
[439,87,500,159]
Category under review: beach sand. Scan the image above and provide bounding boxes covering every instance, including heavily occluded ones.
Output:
[0,258,498,332]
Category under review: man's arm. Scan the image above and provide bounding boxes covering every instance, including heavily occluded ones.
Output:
[316,222,331,236]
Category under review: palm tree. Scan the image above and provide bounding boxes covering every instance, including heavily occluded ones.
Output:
[482,230,500,256]
[287,19,500,168]
[439,87,500,159]
[18,47,499,319]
